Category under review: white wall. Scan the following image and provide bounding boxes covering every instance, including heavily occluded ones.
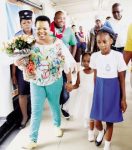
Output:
[0,0,13,117]
[41,0,56,21]
[0,0,8,46]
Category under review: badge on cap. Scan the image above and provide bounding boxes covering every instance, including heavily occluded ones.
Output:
[19,10,33,20]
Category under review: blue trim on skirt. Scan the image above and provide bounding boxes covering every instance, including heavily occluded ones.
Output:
[90,77,123,123]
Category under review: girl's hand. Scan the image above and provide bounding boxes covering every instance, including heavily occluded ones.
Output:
[121,100,127,113]
[73,84,79,89]
[65,83,73,92]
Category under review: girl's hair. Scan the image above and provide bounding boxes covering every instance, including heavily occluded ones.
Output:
[82,52,91,60]
[97,26,116,40]
[35,15,51,26]
[72,24,76,28]
[81,52,91,62]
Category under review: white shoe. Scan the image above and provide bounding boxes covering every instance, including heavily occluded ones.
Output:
[96,129,105,142]
[22,141,37,149]
[104,146,111,150]
[54,126,63,137]
[103,140,111,150]
[88,130,94,142]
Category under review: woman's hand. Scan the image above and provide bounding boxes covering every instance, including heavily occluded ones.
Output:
[14,57,29,67]
[121,99,127,113]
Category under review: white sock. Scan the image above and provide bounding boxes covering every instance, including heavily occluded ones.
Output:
[104,140,111,150]
[88,129,94,134]
[88,129,95,141]
[96,129,105,142]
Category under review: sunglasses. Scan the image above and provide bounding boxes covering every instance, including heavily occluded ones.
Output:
[112,10,122,14]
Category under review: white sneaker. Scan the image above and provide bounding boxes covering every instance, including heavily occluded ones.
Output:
[54,126,63,137]
[22,141,37,149]
[104,140,111,150]
[104,146,111,150]
[88,130,94,142]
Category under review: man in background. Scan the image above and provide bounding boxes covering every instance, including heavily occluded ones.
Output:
[50,11,77,119]
[89,16,103,52]
[104,3,129,53]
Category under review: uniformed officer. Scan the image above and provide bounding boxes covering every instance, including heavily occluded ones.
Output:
[15,10,35,36]
[12,10,35,129]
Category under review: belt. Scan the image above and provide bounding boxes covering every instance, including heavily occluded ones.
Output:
[111,46,124,53]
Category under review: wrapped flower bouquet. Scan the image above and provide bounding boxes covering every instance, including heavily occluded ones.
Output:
[2,35,36,81]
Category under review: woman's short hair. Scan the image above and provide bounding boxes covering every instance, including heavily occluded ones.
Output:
[35,15,51,26]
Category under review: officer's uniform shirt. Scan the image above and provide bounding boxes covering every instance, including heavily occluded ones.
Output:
[15,29,36,37]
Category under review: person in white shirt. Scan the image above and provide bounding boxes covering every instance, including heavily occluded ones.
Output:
[104,3,129,53]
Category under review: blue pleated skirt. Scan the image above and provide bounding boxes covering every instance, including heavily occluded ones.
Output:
[90,77,123,123]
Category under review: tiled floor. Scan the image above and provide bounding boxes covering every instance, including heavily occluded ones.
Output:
[6,70,132,150]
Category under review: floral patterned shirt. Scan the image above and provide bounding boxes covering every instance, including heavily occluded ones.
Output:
[30,38,76,86]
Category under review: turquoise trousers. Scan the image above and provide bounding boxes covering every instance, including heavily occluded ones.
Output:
[29,77,63,142]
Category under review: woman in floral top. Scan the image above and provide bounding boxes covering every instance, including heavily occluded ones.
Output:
[16,15,76,149]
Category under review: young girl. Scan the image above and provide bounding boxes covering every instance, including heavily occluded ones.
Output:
[89,26,127,150]
[66,52,95,142]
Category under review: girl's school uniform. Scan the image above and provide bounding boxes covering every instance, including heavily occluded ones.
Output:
[89,50,127,123]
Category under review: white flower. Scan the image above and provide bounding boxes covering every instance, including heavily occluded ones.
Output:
[8,39,14,45]
[14,49,19,53]
[27,36,35,44]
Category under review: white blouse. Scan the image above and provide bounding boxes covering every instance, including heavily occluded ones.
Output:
[89,50,127,78]
[30,38,76,86]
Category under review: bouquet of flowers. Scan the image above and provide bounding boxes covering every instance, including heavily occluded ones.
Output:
[3,34,35,58]
[2,35,36,81]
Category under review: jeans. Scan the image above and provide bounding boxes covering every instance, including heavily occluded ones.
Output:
[29,77,63,142]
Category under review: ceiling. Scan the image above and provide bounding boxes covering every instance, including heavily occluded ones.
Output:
[9,0,132,18]
[8,0,132,16]
[51,0,132,16]
[51,0,114,15]
[50,0,132,28]
[7,0,132,29]
[50,0,115,27]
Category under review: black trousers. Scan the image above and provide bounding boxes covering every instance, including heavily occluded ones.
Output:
[60,72,69,106]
